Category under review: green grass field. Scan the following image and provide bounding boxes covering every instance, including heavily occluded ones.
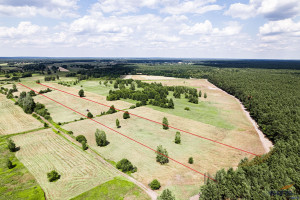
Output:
[0,135,45,200]
[147,92,234,130]
[71,176,150,200]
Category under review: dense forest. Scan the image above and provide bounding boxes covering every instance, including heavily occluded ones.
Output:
[136,65,300,199]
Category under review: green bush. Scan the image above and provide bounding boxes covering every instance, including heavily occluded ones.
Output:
[87,112,93,118]
[149,179,161,190]
[184,107,190,111]
[123,111,130,119]
[188,157,193,164]
[162,117,169,130]
[158,189,175,200]
[95,129,108,147]
[7,139,16,152]
[116,158,137,173]
[175,132,181,144]
[82,141,88,150]
[76,135,87,143]
[47,170,60,182]
[6,159,14,169]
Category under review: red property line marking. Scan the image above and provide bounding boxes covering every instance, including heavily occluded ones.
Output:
[19,83,216,182]
[38,83,260,157]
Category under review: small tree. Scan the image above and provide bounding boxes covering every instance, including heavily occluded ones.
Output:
[156,145,169,164]
[76,135,87,143]
[130,82,135,90]
[158,189,175,200]
[149,179,161,190]
[107,105,117,114]
[162,117,169,130]
[199,90,202,97]
[82,141,88,150]
[7,139,16,152]
[116,119,120,128]
[79,89,84,97]
[12,84,18,92]
[114,82,118,89]
[99,81,102,85]
[87,112,93,118]
[95,129,108,147]
[47,170,60,182]
[6,159,14,169]
[184,107,190,111]
[116,158,137,173]
[204,92,207,99]
[188,157,194,164]
[168,98,174,109]
[44,123,48,128]
[123,111,130,119]
[175,132,181,144]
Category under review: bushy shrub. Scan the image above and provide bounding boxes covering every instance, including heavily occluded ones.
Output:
[116,158,137,173]
[76,135,87,143]
[149,179,161,190]
[47,170,60,182]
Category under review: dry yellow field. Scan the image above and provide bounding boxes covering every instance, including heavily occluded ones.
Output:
[32,83,133,123]
[0,94,43,135]
[13,129,118,200]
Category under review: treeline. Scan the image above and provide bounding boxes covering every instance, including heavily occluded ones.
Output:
[137,65,300,198]
[16,91,51,120]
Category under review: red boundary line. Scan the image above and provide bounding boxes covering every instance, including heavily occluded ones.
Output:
[38,82,260,157]
[19,83,216,182]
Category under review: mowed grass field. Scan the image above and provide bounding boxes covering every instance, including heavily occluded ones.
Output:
[12,75,266,199]
[0,135,45,200]
[18,82,133,123]
[12,129,118,200]
[0,95,43,135]
[63,107,265,199]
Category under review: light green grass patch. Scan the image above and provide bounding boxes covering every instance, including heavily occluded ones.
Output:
[0,136,45,200]
[71,176,150,200]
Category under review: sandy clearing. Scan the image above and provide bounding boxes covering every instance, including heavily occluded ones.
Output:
[59,67,69,72]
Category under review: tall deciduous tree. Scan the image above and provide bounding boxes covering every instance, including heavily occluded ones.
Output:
[156,145,169,164]
[95,129,108,147]
[162,117,169,130]
[79,89,84,97]
[175,132,181,144]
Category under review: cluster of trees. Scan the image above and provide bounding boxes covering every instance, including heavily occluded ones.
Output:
[44,76,56,81]
[171,86,199,104]
[17,92,36,114]
[116,158,137,173]
[107,80,175,109]
[38,88,52,94]
[58,80,80,87]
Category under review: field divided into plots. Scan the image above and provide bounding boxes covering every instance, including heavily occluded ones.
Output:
[0,95,42,135]
[13,129,118,200]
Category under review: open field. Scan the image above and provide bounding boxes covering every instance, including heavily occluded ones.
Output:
[71,177,150,200]
[12,129,118,200]
[63,107,265,199]
[0,95,43,135]
[0,135,45,200]
[32,83,133,123]
[11,75,268,199]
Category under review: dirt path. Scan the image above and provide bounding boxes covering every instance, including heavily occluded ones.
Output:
[39,115,157,200]
[205,80,273,153]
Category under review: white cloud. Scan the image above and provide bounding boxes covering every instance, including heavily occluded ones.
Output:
[0,0,79,18]
[226,0,300,20]
[162,0,222,15]
[0,21,47,38]
[180,20,242,36]
[259,19,300,37]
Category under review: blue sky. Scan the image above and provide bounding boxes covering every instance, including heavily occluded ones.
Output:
[0,0,299,59]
